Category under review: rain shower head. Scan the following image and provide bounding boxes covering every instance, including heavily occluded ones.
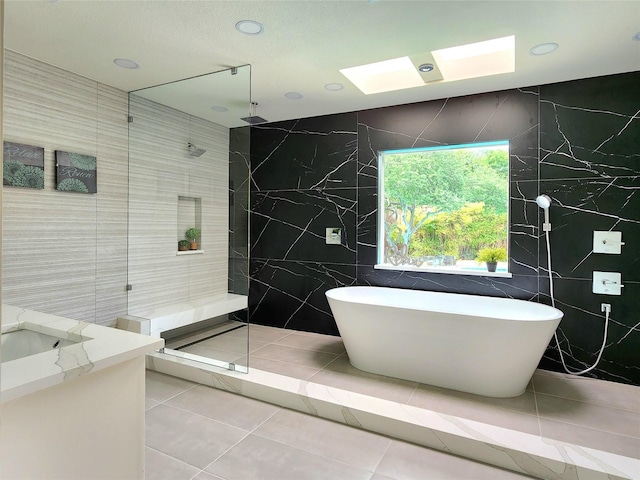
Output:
[536,194,551,209]
[241,101,268,125]
[188,143,206,157]
[241,115,269,125]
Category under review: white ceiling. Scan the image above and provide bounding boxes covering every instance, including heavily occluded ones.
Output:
[5,1,640,127]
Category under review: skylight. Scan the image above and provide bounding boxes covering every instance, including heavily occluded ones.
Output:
[339,36,515,95]
[432,35,515,82]
[339,56,425,95]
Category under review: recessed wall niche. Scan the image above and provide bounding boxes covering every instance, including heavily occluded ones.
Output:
[177,195,202,254]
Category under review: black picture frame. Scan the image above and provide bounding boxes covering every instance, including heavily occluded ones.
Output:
[55,150,97,194]
[3,141,45,189]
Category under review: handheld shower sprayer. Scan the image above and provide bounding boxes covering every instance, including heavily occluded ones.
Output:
[536,193,609,375]
[536,194,552,231]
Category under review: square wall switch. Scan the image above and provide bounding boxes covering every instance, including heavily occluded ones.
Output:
[325,228,341,245]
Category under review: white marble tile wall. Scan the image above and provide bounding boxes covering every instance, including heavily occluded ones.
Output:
[127,95,229,316]
[2,51,128,326]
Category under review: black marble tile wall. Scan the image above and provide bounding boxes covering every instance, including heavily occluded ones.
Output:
[356,88,540,280]
[229,126,250,296]
[248,113,358,334]
[247,72,640,386]
[537,72,640,384]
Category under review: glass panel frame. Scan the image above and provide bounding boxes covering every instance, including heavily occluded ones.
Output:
[127,65,251,372]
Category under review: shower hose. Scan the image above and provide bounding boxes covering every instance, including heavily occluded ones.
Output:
[544,228,610,375]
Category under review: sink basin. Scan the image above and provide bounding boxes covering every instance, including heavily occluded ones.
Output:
[1,329,83,363]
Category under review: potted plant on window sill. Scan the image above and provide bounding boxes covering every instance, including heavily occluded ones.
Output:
[477,247,507,272]
[178,240,190,251]
[185,227,201,250]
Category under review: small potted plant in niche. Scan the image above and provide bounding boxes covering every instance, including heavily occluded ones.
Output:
[477,247,507,272]
[178,239,190,251]
[185,227,201,250]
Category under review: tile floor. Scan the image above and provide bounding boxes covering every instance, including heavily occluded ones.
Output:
[145,370,535,480]
[151,323,639,479]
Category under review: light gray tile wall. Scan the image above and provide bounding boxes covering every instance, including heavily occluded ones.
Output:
[127,96,229,316]
[2,52,230,324]
[2,51,129,326]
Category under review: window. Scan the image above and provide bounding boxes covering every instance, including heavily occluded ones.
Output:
[377,141,509,275]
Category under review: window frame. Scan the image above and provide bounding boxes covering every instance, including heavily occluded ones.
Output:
[376,141,512,278]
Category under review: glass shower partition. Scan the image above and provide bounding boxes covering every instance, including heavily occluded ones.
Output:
[127,66,251,372]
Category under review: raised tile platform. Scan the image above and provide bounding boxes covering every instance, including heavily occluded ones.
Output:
[146,351,639,480]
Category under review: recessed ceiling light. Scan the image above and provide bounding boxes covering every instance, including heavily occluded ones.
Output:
[340,56,425,95]
[236,20,264,35]
[211,106,229,112]
[113,58,140,69]
[418,63,434,73]
[633,32,640,41]
[284,92,303,100]
[324,83,344,91]
[529,42,559,56]
[432,35,515,82]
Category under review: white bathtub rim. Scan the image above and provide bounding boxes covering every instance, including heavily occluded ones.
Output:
[326,286,564,322]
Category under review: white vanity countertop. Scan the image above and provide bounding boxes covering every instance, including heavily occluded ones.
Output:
[1,305,164,403]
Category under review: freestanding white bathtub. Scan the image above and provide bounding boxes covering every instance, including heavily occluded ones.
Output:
[325,286,563,398]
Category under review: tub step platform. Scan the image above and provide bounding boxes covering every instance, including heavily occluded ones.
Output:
[147,352,639,480]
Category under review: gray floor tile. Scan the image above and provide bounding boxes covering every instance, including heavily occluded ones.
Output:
[195,334,250,352]
[144,447,200,480]
[375,440,535,480]
[539,418,640,459]
[274,332,346,354]
[243,324,293,343]
[166,384,280,431]
[536,393,640,438]
[533,371,640,413]
[251,343,339,369]
[193,472,224,480]
[146,403,248,469]
[248,340,270,353]
[146,397,160,411]
[205,433,373,480]
[253,408,391,472]
[248,356,322,380]
[369,474,395,480]
[146,370,196,402]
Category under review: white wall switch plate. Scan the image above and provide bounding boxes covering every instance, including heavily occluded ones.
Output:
[593,231,624,254]
[325,228,341,245]
[592,271,623,295]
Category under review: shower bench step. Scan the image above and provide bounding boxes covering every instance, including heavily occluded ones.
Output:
[117,293,248,337]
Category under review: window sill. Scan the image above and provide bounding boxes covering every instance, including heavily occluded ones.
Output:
[374,263,512,278]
